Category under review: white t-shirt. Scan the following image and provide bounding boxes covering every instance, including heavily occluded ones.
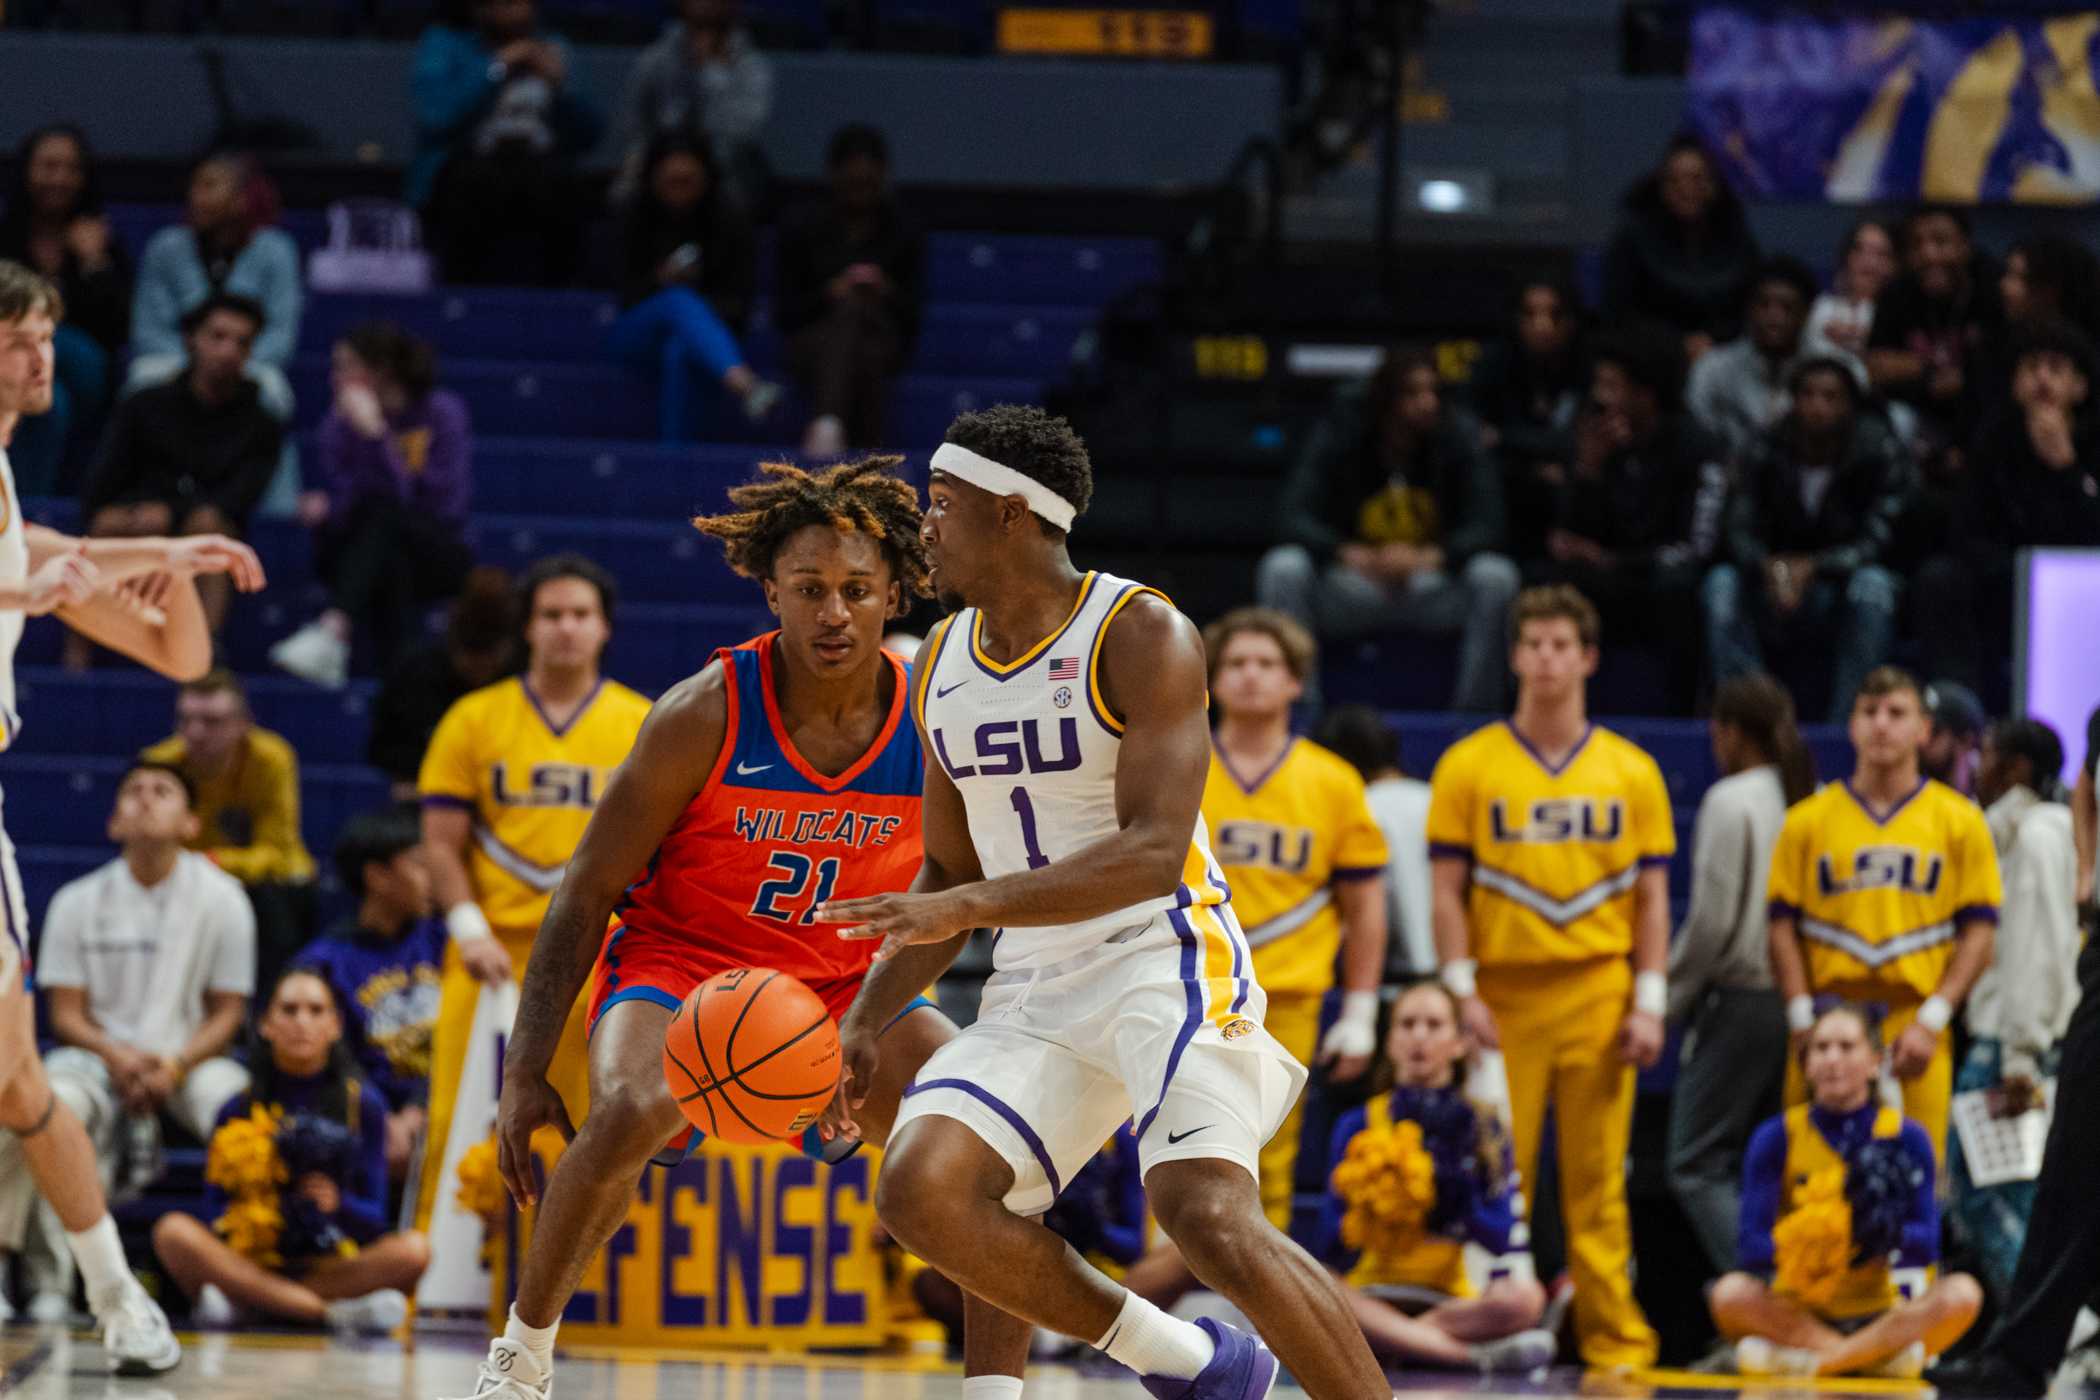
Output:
[1365,775,1434,977]
[37,851,256,1057]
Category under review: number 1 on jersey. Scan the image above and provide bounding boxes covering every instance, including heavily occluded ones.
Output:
[1009,787,1050,870]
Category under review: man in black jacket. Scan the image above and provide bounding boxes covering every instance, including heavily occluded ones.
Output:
[1913,317,2100,694]
[76,293,280,658]
[1255,348,1519,712]
[1701,352,1911,722]
[1535,322,1728,710]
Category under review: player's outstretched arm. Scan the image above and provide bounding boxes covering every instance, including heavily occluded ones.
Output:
[53,572,214,681]
[496,666,726,1206]
[822,594,1211,955]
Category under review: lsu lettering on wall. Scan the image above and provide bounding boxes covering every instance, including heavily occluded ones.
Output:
[496,1135,888,1348]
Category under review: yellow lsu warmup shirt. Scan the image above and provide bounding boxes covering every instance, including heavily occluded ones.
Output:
[1203,739,1390,997]
[1426,722,1675,967]
[417,676,653,938]
[1766,778,2001,1003]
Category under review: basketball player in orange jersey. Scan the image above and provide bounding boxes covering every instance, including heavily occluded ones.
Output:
[820,406,1392,1400]
[450,459,1031,1400]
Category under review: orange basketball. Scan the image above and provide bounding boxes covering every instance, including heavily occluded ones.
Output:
[661,968,841,1145]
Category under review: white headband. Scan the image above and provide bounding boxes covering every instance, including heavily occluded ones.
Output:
[929,442,1077,532]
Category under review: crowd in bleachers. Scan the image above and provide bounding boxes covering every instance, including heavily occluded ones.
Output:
[3,6,2100,1379]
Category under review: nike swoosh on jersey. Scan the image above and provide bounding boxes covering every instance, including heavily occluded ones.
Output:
[935,680,971,699]
[1165,1124,1213,1144]
[735,760,774,775]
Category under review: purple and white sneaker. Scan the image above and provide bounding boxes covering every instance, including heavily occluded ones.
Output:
[1139,1318,1279,1400]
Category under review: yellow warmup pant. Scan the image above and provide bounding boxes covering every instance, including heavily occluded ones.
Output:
[415,923,594,1232]
[1256,992,1323,1230]
[1783,994,1952,1166]
[1481,956,1658,1370]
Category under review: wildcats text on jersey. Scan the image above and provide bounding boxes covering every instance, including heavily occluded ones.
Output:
[730,807,906,848]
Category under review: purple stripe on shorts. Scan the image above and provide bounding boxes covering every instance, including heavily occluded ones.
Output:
[1132,908,1205,1144]
[905,1077,1063,1197]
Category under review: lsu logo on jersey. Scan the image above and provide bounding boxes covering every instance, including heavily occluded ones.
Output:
[932,717,1082,780]
[490,761,605,809]
[1817,846,1944,897]
[1214,821,1313,874]
[1489,798,1625,844]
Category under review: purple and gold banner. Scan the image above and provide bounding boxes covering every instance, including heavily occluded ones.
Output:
[1689,7,2100,203]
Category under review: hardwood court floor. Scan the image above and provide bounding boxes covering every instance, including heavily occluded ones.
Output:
[0,1326,1940,1399]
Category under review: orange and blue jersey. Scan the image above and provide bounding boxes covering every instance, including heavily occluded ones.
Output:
[589,631,927,1039]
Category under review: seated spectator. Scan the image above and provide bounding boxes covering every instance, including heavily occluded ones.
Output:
[605,134,777,441]
[1701,353,1908,721]
[1914,319,2100,694]
[0,762,253,1315]
[1998,235,2100,341]
[0,124,129,495]
[1713,1004,1981,1379]
[295,808,445,1179]
[1687,257,1819,461]
[1466,279,1583,560]
[1956,719,2079,1301]
[365,567,518,800]
[1866,205,2002,460]
[1255,349,1519,714]
[127,152,300,422]
[776,123,923,456]
[1804,220,1897,359]
[1127,981,1553,1372]
[1315,705,1434,979]
[613,0,773,207]
[270,322,475,690]
[1922,680,1987,796]
[1602,135,1761,365]
[1536,322,1727,709]
[1665,674,1816,1278]
[142,670,318,985]
[409,0,604,287]
[152,967,430,1333]
[71,293,281,668]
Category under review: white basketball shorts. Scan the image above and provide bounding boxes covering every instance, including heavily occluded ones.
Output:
[0,819,25,995]
[892,907,1307,1216]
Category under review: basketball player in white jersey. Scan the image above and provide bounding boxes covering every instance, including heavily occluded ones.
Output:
[0,261,264,1373]
[818,406,1392,1400]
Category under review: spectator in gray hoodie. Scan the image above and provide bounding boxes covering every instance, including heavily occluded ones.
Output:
[613,0,773,206]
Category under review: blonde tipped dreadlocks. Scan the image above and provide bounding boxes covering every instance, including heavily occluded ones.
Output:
[691,456,933,597]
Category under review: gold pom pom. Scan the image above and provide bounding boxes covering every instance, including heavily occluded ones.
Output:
[454,1136,508,1223]
[1331,1119,1437,1258]
[1774,1166,1853,1309]
[214,1193,285,1268]
[206,1104,288,1198]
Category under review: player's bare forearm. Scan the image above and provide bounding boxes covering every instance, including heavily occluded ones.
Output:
[1430,856,1473,964]
[1931,919,1997,1009]
[508,886,612,1074]
[55,575,212,681]
[841,924,970,1033]
[1768,912,1809,1001]
[514,669,727,1073]
[1333,875,1388,993]
[1631,864,1670,976]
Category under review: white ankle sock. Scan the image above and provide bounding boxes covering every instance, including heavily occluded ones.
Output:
[65,1215,129,1308]
[962,1377,1024,1400]
[1093,1290,1215,1380]
[503,1304,560,1372]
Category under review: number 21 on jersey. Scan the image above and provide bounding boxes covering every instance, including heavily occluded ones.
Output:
[750,851,842,924]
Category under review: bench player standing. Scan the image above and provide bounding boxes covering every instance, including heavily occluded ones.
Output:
[822,406,1393,1400]
[450,459,1030,1400]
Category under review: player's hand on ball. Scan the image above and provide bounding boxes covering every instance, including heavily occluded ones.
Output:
[1616,1008,1664,1068]
[821,890,972,962]
[820,1019,880,1144]
[495,1070,576,1209]
[1459,994,1500,1051]
[1890,1022,1938,1079]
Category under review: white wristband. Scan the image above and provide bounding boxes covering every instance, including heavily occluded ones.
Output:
[1440,959,1478,1000]
[1337,989,1380,1028]
[446,901,493,946]
[1916,995,1953,1035]
[1633,971,1667,1019]
[1787,995,1816,1033]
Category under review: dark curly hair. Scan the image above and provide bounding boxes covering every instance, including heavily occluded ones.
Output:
[941,404,1094,537]
[691,456,932,596]
[340,320,439,403]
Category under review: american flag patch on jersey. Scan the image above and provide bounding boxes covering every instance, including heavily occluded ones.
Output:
[1048,657,1081,681]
